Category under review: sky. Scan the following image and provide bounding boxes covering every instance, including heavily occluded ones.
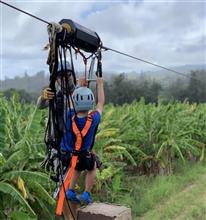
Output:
[0,0,205,80]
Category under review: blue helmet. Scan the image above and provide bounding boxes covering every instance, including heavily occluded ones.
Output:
[72,87,95,112]
[57,61,72,73]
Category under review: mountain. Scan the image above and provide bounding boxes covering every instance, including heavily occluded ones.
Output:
[0,64,205,93]
[127,64,206,79]
[0,71,49,94]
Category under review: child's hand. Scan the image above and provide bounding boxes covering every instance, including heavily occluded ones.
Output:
[78,77,88,87]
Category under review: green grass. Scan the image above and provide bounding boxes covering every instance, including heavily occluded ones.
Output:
[137,173,206,220]
[98,161,206,220]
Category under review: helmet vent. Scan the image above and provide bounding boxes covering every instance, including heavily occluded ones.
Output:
[76,94,79,101]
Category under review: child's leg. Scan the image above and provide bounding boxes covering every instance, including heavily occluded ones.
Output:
[85,163,96,193]
[69,169,81,190]
[66,170,81,204]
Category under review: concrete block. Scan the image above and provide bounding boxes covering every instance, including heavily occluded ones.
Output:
[77,202,132,220]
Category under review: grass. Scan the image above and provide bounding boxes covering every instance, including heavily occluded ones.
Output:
[98,161,206,220]
[138,174,206,220]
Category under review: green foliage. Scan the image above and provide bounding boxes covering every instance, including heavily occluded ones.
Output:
[105,70,206,105]
[0,95,205,219]
[98,161,206,219]
[9,211,37,220]
[1,69,205,106]
[0,96,53,219]
[2,88,38,104]
[105,73,162,105]
[94,99,206,179]
[135,162,206,220]
[163,70,206,103]
[0,182,36,218]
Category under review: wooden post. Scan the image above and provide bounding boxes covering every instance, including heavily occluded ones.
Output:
[62,200,78,220]
[77,203,132,220]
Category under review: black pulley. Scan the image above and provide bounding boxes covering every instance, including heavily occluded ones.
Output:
[59,19,101,53]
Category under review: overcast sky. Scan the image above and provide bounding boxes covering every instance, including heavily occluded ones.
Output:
[0,0,205,80]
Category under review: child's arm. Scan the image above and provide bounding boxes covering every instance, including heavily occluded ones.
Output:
[96,78,105,115]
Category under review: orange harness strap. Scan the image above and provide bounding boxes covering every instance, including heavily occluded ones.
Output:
[56,114,93,216]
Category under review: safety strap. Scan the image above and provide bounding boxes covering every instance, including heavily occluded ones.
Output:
[56,114,93,216]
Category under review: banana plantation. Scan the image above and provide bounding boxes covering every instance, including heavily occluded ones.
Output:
[0,95,206,219]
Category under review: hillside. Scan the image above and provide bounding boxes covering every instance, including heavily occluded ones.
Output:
[127,64,206,85]
[0,71,48,94]
[0,64,205,94]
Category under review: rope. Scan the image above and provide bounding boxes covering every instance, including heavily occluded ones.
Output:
[45,19,77,219]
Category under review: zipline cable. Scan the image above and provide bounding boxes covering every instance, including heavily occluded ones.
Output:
[0,0,50,25]
[102,46,194,80]
[0,0,204,84]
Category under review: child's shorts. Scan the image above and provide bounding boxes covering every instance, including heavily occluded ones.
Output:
[61,150,95,171]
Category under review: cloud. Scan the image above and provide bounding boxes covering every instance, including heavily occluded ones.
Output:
[1,0,205,79]
[83,1,205,69]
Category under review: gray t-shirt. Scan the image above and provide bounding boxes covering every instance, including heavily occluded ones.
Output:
[37,96,49,109]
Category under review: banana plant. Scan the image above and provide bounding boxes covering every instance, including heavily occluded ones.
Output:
[0,96,55,220]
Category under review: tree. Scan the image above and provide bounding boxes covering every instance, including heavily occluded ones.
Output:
[3,89,38,103]
[187,70,206,103]
[105,74,162,105]
[164,78,188,102]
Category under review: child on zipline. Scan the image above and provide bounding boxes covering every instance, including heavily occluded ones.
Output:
[37,61,105,215]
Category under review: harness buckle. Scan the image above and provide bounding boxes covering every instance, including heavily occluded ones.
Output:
[72,150,81,156]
